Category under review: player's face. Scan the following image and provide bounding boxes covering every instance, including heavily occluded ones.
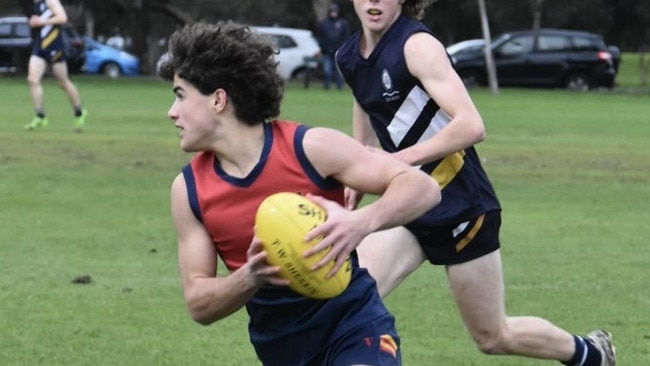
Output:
[168,75,218,152]
[352,0,403,34]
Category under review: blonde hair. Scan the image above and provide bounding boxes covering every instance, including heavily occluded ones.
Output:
[403,0,436,20]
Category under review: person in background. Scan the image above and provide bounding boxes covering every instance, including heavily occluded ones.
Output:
[158,21,441,365]
[106,27,125,50]
[317,2,350,90]
[335,0,616,365]
[25,0,87,132]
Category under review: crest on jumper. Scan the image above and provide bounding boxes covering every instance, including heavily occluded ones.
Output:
[381,69,400,102]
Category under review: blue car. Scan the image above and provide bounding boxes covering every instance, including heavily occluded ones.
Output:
[82,36,140,77]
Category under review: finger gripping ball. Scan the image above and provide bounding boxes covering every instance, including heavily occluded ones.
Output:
[255,192,351,299]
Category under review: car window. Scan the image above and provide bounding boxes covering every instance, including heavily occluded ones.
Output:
[457,44,484,55]
[269,34,297,49]
[498,35,534,56]
[15,23,30,38]
[537,35,570,52]
[572,36,600,51]
[0,24,11,38]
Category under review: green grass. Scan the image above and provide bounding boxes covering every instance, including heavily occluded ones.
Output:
[616,52,650,90]
[0,74,649,365]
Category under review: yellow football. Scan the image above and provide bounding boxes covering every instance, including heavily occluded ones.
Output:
[255,192,351,299]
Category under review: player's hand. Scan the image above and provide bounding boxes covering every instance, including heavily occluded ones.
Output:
[246,235,290,287]
[302,194,368,278]
[28,15,44,27]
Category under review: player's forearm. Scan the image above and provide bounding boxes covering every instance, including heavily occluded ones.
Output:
[45,15,68,25]
[184,271,260,325]
[36,10,68,25]
[397,113,485,167]
[31,14,67,27]
[351,102,377,146]
[359,169,440,231]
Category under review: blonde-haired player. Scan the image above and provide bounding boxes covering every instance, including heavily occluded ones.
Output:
[336,0,616,365]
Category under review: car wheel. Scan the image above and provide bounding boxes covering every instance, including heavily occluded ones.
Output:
[101,62,122,78]
[565,73,590,91]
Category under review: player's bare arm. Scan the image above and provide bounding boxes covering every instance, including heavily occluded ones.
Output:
[345,98,380,209]
[30,0,68,26]
[394,32,485,167]
[171,174,284,325]
[302,127,440,273]
[351,98,378,147]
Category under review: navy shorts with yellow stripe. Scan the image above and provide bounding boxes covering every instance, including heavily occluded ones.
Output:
[406,210,501,265]
[31,34,66,64]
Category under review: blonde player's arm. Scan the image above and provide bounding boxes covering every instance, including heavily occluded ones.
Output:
[30,0,69,27]
[352,97,378,147]
[392,32,485,167]
[344,98,380,209]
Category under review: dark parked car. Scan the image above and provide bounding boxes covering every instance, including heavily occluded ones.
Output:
[446,38,486,57]
[451,28,619,91]
[0,16,85,74]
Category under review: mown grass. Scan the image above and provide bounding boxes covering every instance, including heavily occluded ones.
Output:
[0,72,648,365]
[615,52,650,90]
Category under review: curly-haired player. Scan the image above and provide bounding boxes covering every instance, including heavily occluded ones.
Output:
[159,21,441,365]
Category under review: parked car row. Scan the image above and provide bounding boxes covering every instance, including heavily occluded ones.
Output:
[252,25,321,81]
[447,28,620,91]
[2,16,320,81]
[156,25,322,82]
[0,15,140,77]
[3,16,622,91]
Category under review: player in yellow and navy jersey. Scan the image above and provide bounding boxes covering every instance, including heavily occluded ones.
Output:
[336,1,616,365]
[25,0,87,132]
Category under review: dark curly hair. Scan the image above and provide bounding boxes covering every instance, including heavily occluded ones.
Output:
[158,21,284,125]
[403,0,436,19]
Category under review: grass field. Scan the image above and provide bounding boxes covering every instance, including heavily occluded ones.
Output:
[616,53,650,90]
[0,73,649,365]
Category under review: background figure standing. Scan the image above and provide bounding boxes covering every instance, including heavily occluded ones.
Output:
[25,0,87,132]
[106,27,125,50]
[317,3,349,90]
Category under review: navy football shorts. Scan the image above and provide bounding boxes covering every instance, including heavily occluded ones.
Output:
[309,314,401,366]
[31,36,65,64]
[406,210,501,265]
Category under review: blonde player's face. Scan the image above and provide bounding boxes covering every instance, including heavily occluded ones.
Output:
[352,0,403,34]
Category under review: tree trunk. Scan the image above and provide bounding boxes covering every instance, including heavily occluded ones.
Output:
[530,0,544,29]
[82,4,96,39]
[477,0,498,94]
[312,0,330,21]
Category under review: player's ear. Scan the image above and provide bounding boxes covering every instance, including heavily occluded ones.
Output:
[213,88,228,111]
